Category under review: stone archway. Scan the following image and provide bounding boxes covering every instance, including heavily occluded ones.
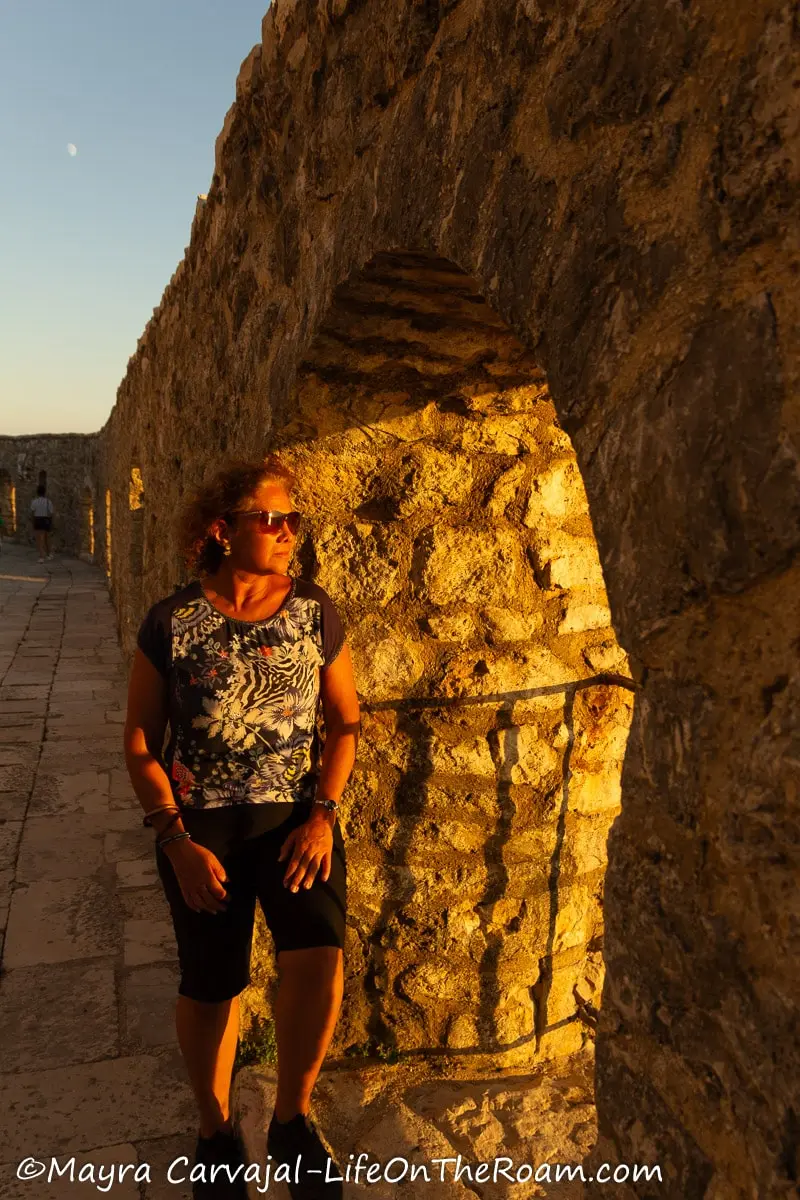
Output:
[260,250,636,1070]
[94,1,799,1192]
[103,488,112,579]
[0,470,15,539]
[79,484,95,561]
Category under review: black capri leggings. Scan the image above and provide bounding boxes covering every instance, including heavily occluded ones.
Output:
[156,801,347,1003]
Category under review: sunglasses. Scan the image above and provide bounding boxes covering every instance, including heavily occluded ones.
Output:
[228,509,303,534]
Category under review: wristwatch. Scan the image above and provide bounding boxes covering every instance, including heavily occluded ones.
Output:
[313,798,339,812]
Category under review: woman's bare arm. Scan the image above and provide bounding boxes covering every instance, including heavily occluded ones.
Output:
[315,644,360,818]
[124,648,183,838]
[124,648,229,911]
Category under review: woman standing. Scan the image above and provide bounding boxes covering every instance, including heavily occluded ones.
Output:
[124,457,360,1199]
[30,484,55,562]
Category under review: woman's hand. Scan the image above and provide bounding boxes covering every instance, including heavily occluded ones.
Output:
[165,840,229,914]
[278,813,334,892]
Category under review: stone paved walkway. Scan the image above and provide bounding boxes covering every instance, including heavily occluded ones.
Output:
[0,544,196,1198]
[0,543,598,1200]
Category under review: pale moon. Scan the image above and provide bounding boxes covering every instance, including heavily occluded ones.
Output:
[67,143,77,157]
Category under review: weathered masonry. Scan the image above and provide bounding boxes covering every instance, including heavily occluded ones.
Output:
[2,1,798,1195]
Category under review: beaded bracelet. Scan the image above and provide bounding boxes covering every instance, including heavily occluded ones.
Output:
[142,803,181,829]
[157,812,183,838]
[157,830,192,850]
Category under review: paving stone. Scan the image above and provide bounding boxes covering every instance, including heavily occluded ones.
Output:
[117,858,160,888]
[40,737,119,757]
[0,745,39,767]
[0,821,23,871]
[38,749,125,774]
[0,868,12,936]
[0,726,42,743]
[49,681,104,697]
[0,961,118,1072]
[105,809,145,833]
[0,712,43,728]
[94,687,129,707]
[45,723,122,741]
[110,768,136,798]
[105,825,156,864]
[47,705,110,721]
[123,918,178,967]
[27,770,109,817]
[0,1145,142,1200]
[3,678,52,691]
[135,1134,195,1200]
[0,794,27,821]
[111,794,143,813]
[16,815,107,883]
[61,641,111,650]
[122,963,181,1052]
[118,886,171,923]
[0,766,35,793]
[0,1051,195,1160]
[4,552,212,1183]
[3,878,119,967]
[0,686,48,700]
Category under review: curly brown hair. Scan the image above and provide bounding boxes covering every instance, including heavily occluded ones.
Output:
[179,455,298,577]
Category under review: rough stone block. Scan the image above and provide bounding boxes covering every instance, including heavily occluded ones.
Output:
[417,527,527,608]
[0,960,117,1072]
[0,1053,195,1162]
[123,918,178,968]
[3,878,119,967]
[0,820,23,871]
[122,963,181,1052]
[116,858,159,889]
[16,817,106,882]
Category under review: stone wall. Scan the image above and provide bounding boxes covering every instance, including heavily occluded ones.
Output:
[5,0,799,1194]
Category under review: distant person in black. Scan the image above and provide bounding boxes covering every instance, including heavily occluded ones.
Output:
[30,484,54,562]
[124,457,360,1199]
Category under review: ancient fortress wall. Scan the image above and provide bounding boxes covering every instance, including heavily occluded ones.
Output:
[0,434,100,558]
[2,1,798,1195]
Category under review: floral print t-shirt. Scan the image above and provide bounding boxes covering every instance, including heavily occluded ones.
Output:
[136,576,345,820]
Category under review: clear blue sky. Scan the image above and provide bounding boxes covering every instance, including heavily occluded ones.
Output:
[0,0,270,436]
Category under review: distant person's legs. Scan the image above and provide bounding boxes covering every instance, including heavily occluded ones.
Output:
[34,525,46,561]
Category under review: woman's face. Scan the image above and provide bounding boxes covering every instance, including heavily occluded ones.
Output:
[217,478,297,575]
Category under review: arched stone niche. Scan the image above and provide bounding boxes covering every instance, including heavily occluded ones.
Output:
[244,250,636,1067]
[104,488,113,579]
[0,470,15,538]
[79,483,95,561]
[120,466,146,636]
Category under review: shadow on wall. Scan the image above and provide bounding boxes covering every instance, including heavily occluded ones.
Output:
[361,669,637,1062]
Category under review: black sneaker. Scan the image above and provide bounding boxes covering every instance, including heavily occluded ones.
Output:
[267,1111,343,1199]
[192,1127,249,1199]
